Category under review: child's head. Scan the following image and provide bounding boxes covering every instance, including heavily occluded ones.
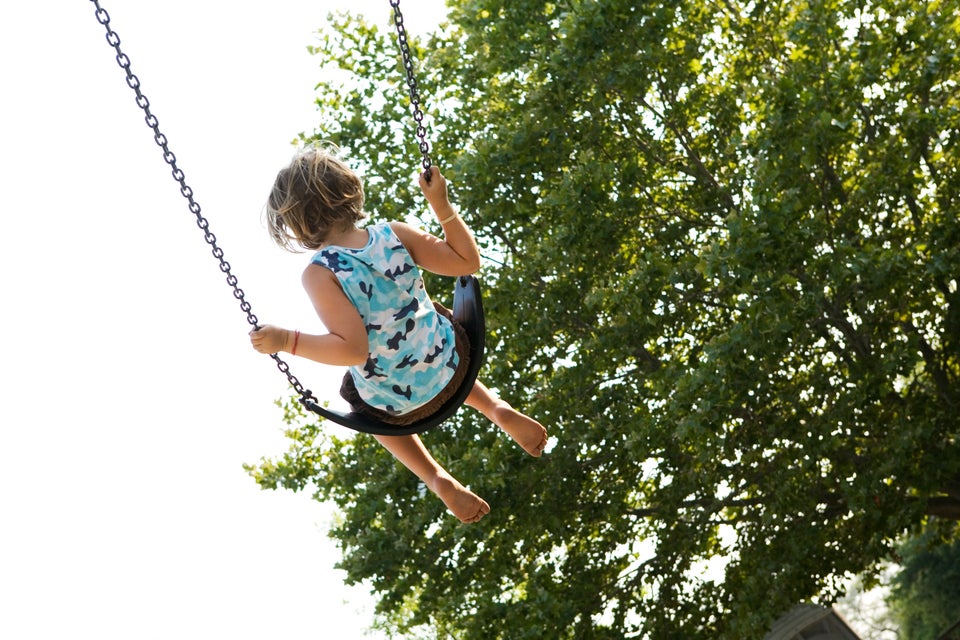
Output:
[265,144,366,251]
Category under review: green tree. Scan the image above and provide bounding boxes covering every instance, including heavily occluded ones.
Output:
[247,1,960,637]
[888,525,960,639]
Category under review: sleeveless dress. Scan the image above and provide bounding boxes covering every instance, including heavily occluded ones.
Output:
[312,222,470,423]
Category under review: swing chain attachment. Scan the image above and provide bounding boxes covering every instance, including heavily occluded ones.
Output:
[389,0,433,180]
[90,0,320,411]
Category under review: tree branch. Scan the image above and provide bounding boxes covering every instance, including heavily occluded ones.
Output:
[626,495,766,519]
[900,319,955,407]
[925,496,960,520]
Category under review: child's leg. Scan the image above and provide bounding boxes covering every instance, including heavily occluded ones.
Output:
[465,380,549,457]
[373,433,490,523]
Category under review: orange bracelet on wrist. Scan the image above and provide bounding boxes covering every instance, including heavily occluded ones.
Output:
[291,330,300,355]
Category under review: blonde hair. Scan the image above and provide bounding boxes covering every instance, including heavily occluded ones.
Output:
[265,144,366,251]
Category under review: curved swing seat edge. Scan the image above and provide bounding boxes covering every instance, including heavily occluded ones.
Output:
[301,274,485,435]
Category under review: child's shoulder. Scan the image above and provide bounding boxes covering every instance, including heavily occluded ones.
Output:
[370,221,408,248]
[372,220,400,236]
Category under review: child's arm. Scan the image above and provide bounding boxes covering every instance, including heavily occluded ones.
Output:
[248,265,368,365]
[390,168,481,276]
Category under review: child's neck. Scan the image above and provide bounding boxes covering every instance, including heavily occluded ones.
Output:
[324,226,368,250]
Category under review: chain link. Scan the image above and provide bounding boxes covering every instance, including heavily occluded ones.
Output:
[389,0,433,178]
[90,0,317,406]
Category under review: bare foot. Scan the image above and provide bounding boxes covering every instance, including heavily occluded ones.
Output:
[431,474,490,523]
[493,404,549,457]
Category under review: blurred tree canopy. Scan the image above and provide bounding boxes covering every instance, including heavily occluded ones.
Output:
[246,0,960,637]
[887,525,960,639]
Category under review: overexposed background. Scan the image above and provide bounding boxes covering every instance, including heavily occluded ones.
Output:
[1,1,443,637]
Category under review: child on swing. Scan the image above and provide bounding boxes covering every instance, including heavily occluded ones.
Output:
[250,145,548,524]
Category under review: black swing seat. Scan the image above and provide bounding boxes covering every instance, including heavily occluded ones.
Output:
[300,275,485,436]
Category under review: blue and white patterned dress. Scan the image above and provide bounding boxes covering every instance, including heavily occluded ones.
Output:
[312,222,459,416]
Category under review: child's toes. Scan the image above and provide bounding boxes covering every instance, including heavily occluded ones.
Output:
[534,434,548,456]
[524,424,549,457]
[434,475,490,523]
[497,408,549,457]
[465,501,491,523]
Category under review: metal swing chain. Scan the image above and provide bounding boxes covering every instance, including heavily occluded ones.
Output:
[90,0,318,407]
[389,0,433,178]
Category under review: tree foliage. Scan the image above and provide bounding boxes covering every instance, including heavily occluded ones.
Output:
[247,1,960,637]
[887,525,960,639]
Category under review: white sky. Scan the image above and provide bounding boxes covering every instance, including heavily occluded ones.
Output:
[1,1,444,638]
